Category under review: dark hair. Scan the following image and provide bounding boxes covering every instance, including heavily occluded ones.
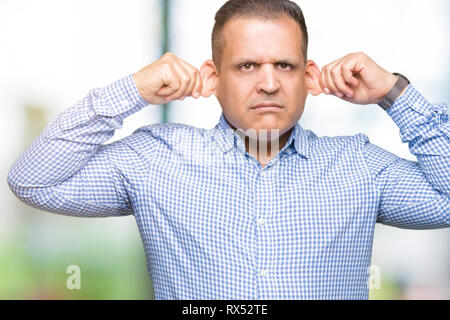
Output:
[212,0,309,70]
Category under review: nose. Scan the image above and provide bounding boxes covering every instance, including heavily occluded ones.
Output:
[256,64,280,95]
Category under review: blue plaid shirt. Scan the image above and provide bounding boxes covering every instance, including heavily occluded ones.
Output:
[8,74,449,299]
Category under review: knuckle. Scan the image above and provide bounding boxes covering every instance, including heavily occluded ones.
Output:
[181,75,190,84]
[162,62,172,71]
[190,71,198,82]
[172,76,181,86]
[163,52,179,62]
[331,68,339,76]
[162,64,175,78]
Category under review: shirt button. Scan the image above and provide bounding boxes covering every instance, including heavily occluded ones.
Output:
[260,270,268,277]
[258,218,266,226]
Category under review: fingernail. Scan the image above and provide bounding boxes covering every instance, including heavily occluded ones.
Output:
[336,92,344,98]
[324,88,330,95]
[193,92,199,98]
[346,93,353,98]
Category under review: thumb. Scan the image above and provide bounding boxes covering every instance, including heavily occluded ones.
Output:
[156,85,177,97]
[155,77,179,97]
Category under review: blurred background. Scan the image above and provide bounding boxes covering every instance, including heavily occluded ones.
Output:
[0,0,448,299]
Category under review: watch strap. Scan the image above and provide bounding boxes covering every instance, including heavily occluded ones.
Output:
[378,73,410,111]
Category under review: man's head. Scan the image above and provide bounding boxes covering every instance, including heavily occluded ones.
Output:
[201,0,322,142]
[212,0,309,71]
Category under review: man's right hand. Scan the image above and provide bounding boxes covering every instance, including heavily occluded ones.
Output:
[133,52,207,105]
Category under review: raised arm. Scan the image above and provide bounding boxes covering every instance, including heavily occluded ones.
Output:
[7,53,208,217]
[7,75,149,217]
[363,86,449,228]
[316,52,449,229]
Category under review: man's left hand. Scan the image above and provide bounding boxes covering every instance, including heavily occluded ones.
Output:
[319,52,398,105]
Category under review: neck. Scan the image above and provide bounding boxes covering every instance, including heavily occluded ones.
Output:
[244,129,292,167]
[223,117,293,167]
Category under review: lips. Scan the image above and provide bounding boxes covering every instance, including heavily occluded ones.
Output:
[251,102,283,110]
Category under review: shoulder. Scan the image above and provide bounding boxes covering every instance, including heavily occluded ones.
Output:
[131,122,208,144]
[307,129,401,175]
[119,122,209,158]
[305,129,370,157]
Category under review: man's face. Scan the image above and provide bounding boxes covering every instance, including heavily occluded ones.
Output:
[214,17,309,140]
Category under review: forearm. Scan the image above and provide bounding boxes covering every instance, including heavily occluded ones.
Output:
[7,74,148,195]
[387,84,450,196]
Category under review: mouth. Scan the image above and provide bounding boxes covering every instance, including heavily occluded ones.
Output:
[250,102,283,112]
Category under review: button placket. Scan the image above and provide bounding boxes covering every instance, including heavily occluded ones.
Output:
[255,165,275,297]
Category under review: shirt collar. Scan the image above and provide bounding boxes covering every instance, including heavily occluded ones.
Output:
[212,113,309,159]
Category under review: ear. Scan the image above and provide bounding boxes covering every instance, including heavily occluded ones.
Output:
[305,60,323,96]
[200,60,219,97]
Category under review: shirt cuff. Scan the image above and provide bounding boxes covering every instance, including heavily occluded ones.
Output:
[94,74,149,117]
[386,84,446,142]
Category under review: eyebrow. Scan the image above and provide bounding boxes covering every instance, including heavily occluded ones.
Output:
[230,58,301,67]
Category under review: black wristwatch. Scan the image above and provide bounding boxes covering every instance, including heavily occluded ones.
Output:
[378,73,410,111]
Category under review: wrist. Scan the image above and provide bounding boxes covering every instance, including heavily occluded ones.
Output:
[132,73,146,100]
[376,73,398,104]
[377,73,410,111]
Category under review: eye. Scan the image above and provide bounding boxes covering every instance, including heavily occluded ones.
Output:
[277,63,291,70]
[239,63,255,71]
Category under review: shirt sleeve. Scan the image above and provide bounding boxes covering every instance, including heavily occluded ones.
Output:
[7,74,150,217]
[362,85,450,229]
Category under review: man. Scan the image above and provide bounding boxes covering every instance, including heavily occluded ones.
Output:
[7,0,449,299]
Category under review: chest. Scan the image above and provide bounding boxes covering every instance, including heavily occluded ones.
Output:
[140,150,378,244]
